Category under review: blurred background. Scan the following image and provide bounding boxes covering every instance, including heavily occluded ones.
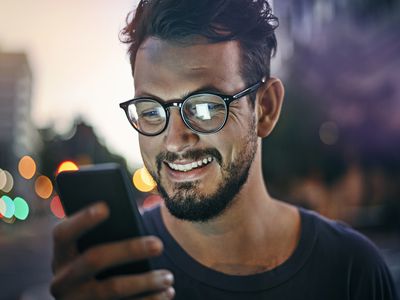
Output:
[0,0,399,299]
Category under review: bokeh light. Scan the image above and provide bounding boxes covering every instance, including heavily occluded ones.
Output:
[142,167,157,187]
[18,155,37,179]
[1,195,15,218]
[319,121,339,145]
[1,170,14,193]
[56,161,79,175]
[0,196,6,218]
[133,167,157,192]
[14,197,30,220]
[50,195,66,219]
[35,175,53,199]
[0,169,6,190]
[143,194,163,209]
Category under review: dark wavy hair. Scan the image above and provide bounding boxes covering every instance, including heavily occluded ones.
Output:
[120,0,278,87]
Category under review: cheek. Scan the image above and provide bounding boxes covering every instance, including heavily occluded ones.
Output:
[207,130,236,164]
[139,137,159,169]
[217,114,256,160]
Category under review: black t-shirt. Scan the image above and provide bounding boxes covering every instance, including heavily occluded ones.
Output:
[142,206,398,300]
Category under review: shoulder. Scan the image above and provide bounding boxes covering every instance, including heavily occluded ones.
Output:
[301,207,380,257]
[299,207,391,274]
[300,208,377,246]
[300,208,398,299]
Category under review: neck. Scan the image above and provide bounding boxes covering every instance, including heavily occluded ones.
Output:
[160,145,301,275]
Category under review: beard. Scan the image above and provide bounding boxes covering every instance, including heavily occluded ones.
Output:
[149,117,258,222]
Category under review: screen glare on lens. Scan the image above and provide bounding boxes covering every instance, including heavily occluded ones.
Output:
[194,103,212,120]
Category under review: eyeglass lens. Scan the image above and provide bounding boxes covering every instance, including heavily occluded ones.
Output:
[127,94,228,135]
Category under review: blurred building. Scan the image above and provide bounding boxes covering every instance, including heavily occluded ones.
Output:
[0,51,41,198]
[0,51,37,165]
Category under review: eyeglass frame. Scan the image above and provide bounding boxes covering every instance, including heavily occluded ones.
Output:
[119,78,266,136]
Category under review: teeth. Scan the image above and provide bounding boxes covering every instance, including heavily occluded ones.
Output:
[167,157,214,172]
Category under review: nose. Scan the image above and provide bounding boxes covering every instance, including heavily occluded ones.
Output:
[163,109,199,153]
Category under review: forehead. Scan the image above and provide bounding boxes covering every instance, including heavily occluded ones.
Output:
[133,37,244,97]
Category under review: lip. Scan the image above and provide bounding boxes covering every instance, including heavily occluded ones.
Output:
[163,160,215,182]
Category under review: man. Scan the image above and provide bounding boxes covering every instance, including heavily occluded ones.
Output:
[50,0,398,299]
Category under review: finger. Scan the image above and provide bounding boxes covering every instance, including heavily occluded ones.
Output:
[52,202,110,270]
[54,202,109,247]
[98,270,174,299]
[52,271,174,300]
[134,287,175,300]
[83,236,163,271]
[52,236,163,292]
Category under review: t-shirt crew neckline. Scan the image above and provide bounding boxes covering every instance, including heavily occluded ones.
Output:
[148,206,317,292]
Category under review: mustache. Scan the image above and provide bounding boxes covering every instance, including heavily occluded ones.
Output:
[156,148,223,172]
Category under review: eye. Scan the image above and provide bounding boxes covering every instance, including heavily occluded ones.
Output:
[185,94,225,117]
[136,102,166,126]
[141,109,162,118]
[207,103,225,110]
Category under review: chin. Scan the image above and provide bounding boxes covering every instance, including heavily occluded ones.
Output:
[157,180,239,223]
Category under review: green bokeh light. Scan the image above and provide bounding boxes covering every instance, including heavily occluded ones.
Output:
[14,197,29,220]
[1,196,15,218]
[0,197,6,217]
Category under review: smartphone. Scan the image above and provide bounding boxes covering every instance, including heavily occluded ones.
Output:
[55,163,151,279]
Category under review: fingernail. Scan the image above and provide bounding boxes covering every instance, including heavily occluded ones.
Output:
[163,272,174,285]
[155,271,174,287]
[165,287,175,299]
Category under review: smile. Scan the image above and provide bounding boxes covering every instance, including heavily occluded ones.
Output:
[166,157,213,172]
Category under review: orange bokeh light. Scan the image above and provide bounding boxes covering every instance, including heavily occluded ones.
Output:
[35,175,53,199]
[56,161,79,175]
[133,167,156,192]
[18,155,37,179]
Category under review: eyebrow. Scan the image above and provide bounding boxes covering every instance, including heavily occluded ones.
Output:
[135,84,228,102]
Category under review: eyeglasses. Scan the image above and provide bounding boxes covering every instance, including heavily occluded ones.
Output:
[119,79,265,136]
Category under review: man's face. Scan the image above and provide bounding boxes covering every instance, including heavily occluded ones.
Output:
[134,37,258,222]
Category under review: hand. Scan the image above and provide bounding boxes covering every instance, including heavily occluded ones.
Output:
[50,202,175,299]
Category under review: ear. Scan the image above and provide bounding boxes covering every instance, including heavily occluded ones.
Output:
[255,77,285,138]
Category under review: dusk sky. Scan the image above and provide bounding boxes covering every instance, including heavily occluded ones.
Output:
[0,0,143,168]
